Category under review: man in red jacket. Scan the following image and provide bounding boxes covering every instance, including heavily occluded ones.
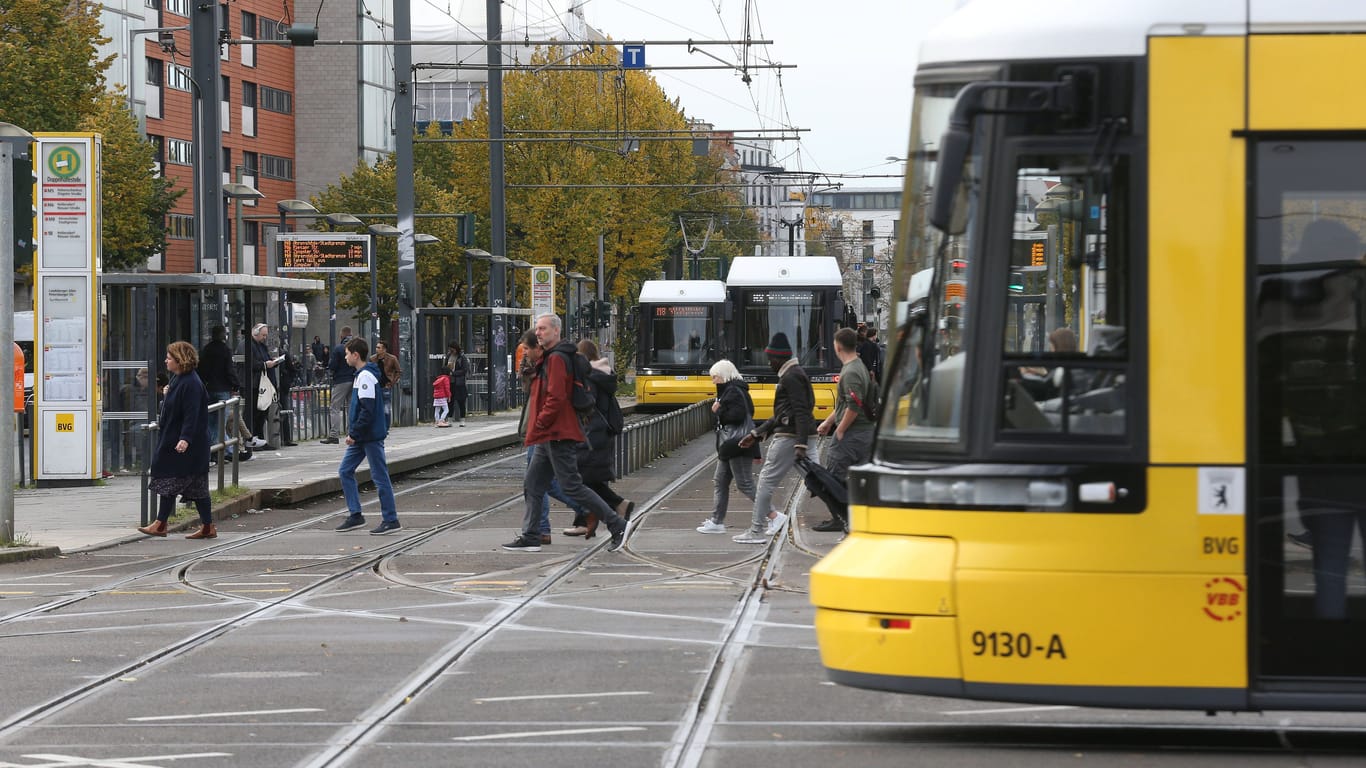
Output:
[504,313,628,553]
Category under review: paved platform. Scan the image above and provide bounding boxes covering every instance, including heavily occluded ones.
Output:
[3,413,527,562]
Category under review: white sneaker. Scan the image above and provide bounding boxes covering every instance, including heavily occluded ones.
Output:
[696,520,726,534]
[733,530,769,544]
[764,512,788,536]
[248,437,267,449]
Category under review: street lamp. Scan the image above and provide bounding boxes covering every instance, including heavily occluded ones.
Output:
[464,248,491,308]
[367,223,402,350]
[508,259,532,309]
[0,121,33,542]
[565,272,593,337]
[322,213,363,345]
[220,182,262,329]
[276,199,318,367]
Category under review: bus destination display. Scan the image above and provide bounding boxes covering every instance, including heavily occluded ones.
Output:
[278,234,370,273]
[654,305,710,317]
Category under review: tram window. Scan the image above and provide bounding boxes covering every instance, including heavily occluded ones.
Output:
[1000,157,1128,438]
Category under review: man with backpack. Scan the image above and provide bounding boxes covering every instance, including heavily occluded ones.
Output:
[812,327,877,532]
[504,313,629,553]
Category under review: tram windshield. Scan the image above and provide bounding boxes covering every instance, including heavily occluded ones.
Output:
[735,290,831,372]
[882,82,974,444]
[643,305,717,367]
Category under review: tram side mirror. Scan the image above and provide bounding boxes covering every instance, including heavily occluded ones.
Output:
[625,306,637,333]
[930,126,972,235]
[723,300,734,322]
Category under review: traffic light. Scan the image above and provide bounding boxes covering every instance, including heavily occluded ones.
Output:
[578,302,594,328]
[597,300,613,328]
[458,213,475,247]
[11,151,34,272]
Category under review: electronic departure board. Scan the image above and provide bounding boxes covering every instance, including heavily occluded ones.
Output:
[277,233,371,273]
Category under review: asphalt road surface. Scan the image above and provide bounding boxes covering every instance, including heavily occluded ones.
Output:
[0,437,1363,767]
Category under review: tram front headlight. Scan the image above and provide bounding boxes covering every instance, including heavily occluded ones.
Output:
[876,474,1071,510]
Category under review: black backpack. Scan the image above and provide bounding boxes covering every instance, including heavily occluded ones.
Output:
[552,349,598,421]
[850,377,881,423]
[600,393,624,435]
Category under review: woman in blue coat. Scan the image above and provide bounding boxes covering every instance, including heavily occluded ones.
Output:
[137,341,216,539]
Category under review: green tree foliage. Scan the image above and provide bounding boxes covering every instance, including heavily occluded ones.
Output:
[81,92,182,271]
[0,0,111,131]
[419,45,755,307]
[0,1,176,273]
[310,158,467,324]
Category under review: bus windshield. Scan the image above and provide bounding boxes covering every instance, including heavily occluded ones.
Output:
[735,290,830,372]
[644,305,716,367]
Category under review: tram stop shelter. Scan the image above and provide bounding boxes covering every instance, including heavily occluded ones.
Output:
[98,272,323,479]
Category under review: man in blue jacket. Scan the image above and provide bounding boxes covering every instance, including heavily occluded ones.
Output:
[334,337,401,535]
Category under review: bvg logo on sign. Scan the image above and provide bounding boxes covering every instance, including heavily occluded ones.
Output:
[55,413,75,432]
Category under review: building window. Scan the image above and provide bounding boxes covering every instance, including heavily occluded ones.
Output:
[168,63,192,92]
[259,86,292,115]
[167,214,195,240]
[242,151,259,177]
[261,154,293,181]
[164,0,190,17]
[242,81,256,108]
[166,138,193,165]
[258,17,289,41]
[145,58,162,86]
[241,11,256,38]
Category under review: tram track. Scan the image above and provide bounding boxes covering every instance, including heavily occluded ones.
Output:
[0,449,527,739]
[0,428,835,766]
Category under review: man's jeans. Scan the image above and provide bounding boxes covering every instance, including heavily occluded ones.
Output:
[750,434,797,534]
[328,380,352,438]
[339,439,397,523]
[521,440,621,539]
[527,445,582,534]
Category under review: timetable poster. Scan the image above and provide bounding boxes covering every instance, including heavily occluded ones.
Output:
[41,276,88,402]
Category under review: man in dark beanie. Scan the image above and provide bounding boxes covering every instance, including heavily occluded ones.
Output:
[735,332,814,543]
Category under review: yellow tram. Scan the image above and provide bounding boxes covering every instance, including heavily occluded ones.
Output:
[811,0,1366,710]
[632,279,727,410]
[726,256,842,420]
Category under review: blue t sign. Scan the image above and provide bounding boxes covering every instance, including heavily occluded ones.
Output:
[623,45,646,69]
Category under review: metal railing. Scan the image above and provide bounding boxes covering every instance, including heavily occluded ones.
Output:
[614,399,716,478]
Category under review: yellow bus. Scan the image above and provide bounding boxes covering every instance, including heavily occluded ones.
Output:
[811,0,1366,711]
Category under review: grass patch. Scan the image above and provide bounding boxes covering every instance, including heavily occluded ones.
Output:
[211,485,251,505]
[1,532,35,548]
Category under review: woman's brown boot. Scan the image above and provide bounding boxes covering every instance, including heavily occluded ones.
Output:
[186,523,217,540]
[137,520,168,537]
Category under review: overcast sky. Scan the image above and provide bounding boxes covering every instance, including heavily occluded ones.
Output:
[413,1,960,185]
[573,0,960,184]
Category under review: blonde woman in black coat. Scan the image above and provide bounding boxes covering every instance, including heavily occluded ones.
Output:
[138,341,216,540]
[697,359,759,534]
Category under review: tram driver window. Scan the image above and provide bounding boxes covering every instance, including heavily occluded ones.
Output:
[1001,158,1128,437]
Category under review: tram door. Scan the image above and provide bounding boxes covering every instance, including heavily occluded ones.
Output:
[1250,139,1366,680]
